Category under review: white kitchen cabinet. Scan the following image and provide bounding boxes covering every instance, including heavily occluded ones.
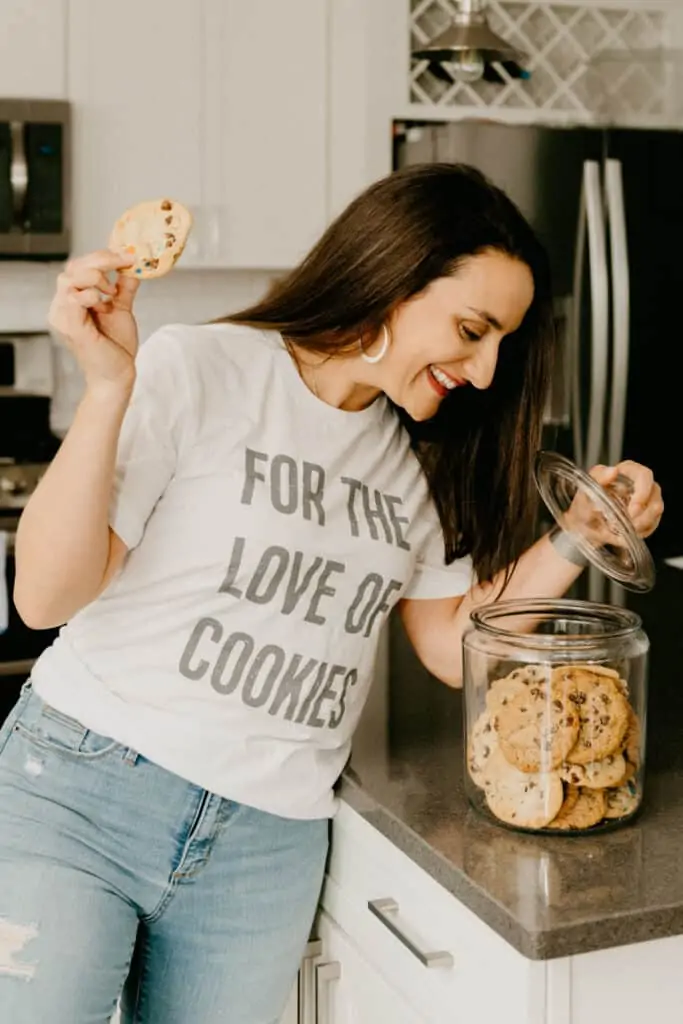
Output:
[203,0,329,269]
[67,0,204,261]
[279,983,298,1024]
[67,0,329,268]
[326,800,683,1023]
[328,0,410,218]
[323,802,542,1024]
[65,0,404,267]
[564,936,683,1024]
[315,910,424,1024]
[0,0,66,99]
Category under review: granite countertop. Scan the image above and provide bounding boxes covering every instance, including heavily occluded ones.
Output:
[342,568,683,961]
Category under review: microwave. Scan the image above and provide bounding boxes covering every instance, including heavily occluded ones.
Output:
[0,99,71,259]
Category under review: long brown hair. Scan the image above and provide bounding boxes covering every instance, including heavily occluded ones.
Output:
[218,164,555,584]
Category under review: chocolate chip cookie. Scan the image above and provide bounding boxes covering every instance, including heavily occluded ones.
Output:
[548,786,606,830]
[468,711,508,790]
[485,767,564,830]
[552,666,630,766]
[495,681,579,773]
[559,751,627,789]
[621,706,642,770]
[604,779,640,820]
[109,198,193,279]
[486,665,549,716]
[555,783,580,818]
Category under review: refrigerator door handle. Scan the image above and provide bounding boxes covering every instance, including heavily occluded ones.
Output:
[605,159,630,467]
[605,158,630,608]
[583,161,610,473]
[582,161,610,605]
[570,173,588,465]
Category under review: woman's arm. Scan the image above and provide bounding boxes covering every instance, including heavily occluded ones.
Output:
[400,531,582,686]
[14,385,132,629]
[14,248,139,628]
[401,462,664,688]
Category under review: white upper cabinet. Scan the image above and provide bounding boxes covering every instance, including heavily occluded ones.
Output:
[203,0,329,269]
[68,0,329,268]
[24,0,403,267]
[328,0,410,217]
[68,0,204,261]
[0,0,66,99]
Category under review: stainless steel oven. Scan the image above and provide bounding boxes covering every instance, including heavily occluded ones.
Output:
[0,98,71,259]
[0,331,63,724]
[0,336,62,723]
[0,511,59,722]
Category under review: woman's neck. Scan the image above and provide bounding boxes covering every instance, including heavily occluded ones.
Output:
[286,340,381,412]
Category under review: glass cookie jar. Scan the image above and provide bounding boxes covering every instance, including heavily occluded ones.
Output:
[463,601,648,833]
[462,453,653,834]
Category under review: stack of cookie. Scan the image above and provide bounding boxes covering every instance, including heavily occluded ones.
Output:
[467,664,641,831]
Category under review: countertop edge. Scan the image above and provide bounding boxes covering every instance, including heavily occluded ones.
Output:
[339,774,683,961]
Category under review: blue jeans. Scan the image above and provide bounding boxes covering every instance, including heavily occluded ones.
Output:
[0,683,329,1023]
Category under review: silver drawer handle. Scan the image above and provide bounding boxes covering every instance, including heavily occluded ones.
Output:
[315,961,341,1024]
[368,898,454,969]
[298,940,322,1024]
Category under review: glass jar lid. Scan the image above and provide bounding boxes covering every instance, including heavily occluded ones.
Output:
[534,451,655,593]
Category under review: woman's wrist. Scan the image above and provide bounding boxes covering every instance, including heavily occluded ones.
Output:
[547,525,590,569]
[83,375,135,411]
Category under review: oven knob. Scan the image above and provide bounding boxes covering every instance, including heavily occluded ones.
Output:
[0,477,27,496]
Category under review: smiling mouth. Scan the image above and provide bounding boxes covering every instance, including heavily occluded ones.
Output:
[428,365,466,395]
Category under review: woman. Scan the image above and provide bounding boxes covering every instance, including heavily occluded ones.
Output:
[1,164,662,1023]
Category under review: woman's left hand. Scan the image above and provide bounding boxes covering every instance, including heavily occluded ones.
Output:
[590,461,664,539]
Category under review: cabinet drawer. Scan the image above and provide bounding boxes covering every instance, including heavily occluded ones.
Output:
[323,802,539,1023]
[316,909,425,1023]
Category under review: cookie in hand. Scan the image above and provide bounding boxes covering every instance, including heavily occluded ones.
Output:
[109,198,193,279]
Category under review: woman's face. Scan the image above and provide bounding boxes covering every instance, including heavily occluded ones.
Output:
[378,250,535,422]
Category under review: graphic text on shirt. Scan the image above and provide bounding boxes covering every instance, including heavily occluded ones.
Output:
[176,446,410,731]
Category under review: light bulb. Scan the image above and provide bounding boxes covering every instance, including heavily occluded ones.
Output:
[451,49,485,83]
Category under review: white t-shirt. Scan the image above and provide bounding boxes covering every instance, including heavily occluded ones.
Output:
[31,324,473,819]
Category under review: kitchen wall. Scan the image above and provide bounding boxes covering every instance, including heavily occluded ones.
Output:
[0,263,272,338]
[0,261,272,433]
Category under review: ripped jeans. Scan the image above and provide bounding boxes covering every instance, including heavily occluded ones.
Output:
[0,683,329,1024]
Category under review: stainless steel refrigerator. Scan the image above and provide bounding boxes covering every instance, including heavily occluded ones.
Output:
[395,121,683,562]
[393,122,683,760]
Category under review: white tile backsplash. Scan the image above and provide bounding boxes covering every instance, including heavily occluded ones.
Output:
[0,263,57,333]
[126,267,274,341]
[0,262,272,435]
